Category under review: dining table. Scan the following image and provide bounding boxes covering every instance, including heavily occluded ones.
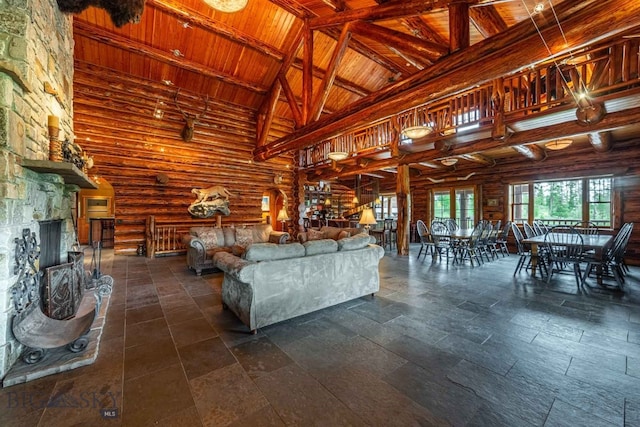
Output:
[522,232,613,285]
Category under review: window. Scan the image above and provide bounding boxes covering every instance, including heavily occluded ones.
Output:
[509,177,612,227]
[431,186,476,229]
[374,194,397,220]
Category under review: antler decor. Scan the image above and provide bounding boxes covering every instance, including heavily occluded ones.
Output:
[174,89,209,142]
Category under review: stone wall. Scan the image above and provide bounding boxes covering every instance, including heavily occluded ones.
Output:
[0,0,75,379]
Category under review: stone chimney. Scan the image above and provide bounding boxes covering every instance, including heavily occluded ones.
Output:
[0,0,76,379]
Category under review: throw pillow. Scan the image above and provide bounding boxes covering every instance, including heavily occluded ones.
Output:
[337,230,351,240]
[232,244,247,257]
[235,228,254,246]
[199,233,219,249]
[307,229,326,241]
[337,234,372,251]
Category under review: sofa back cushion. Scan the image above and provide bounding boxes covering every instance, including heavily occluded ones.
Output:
[235,228,254,246]
[337,234,373,251]
[319,226,342,240]
[244,242,305,262]
[251,224,273,243]
[223,227,236,247]
[303,239,338,256]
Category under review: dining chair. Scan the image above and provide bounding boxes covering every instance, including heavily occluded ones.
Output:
[455,222,484,267]
[416,220,435,260]
[431,220,454,263]
[573,221,599,235]
[496,220,512,256]
[511,223,547,276]
[523,222,537,238]
[544,226,584,286]
[583,222,633,288]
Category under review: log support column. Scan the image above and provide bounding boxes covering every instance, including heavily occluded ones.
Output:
[396,164,411,256]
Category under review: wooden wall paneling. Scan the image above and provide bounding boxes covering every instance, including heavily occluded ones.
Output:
[74,62,295,254]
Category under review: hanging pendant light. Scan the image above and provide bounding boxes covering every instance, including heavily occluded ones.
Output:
[403,107,433,140]
[545,139,573,150]
[204,0,248,13]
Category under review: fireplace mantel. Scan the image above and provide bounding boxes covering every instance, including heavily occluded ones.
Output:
[21,160,98,189]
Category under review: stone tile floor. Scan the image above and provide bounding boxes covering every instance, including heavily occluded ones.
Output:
[1,246,640,426]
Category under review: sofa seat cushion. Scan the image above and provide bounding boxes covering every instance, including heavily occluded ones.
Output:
[244,242,305,262]
[303,239,338,256]
[337,234,373,251]
[206,246,231,258]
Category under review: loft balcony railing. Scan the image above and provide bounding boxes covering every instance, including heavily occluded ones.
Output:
[299,36,640,169]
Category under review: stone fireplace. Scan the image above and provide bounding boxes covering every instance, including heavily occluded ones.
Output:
[0,0,77,379]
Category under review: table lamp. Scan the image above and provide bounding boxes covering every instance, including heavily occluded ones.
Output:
[277,208,289,232]
[359,207,377,232]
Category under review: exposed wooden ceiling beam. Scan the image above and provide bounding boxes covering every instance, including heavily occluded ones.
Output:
[469,4,508,38]
[267,0,314,18]
[309,0,458,30]
[312,23,352,121]
[512,144,546,161]
[73,20,269,95]
[401,16,448,46]
[147,0,284,61]
[322,27,414,76]
[254,0,640,161]
[588,131,614,152]
[291,58,370,97]
[350,21,448,61]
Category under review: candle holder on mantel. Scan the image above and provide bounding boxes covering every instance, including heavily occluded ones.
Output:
[47,115,62,162]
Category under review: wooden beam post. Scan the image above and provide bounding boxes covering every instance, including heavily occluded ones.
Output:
[302,19,313,125]
[449,1,470,52]
[396,164,411,256]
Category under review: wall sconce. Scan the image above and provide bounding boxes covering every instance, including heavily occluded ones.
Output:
[441,158,458,166]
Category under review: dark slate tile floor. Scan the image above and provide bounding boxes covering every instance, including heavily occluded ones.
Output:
[2,245,640,426]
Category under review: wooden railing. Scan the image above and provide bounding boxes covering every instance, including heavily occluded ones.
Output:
[299,36,640,169]
[145,215,221,257]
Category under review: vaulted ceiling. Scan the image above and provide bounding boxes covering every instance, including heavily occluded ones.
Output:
[73,0,640,179]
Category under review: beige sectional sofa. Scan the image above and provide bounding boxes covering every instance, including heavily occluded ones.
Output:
[214,233,383,333]
[183,224,289,275]
[297,225,366,244]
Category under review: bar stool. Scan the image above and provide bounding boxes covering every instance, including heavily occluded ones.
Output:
[384,219,397,250]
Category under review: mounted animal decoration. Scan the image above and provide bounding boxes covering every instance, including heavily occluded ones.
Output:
[174,89,209,142]
[56,0,145,28]
[188,185,233,218]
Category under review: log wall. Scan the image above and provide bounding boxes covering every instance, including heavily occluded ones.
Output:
[407,140,640,263]
[74,62,295,255]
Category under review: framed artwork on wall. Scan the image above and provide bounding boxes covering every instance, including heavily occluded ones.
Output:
[261,196,270,211]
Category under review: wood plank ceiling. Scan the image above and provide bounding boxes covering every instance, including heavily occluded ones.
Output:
[72,0,640,180]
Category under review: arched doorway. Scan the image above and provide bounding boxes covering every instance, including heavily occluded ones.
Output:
[76,177,115,246]
[262,188,288,232]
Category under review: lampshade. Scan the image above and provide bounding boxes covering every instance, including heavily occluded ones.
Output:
[324,198,331,207]
[402,125,432,140]
[359,208,377,226]
[276,208,289,222]
[327,151,348,161]
[204,0,248,12]
[352,196,359,204]
[441,158,458,166]
[545,139,573,150]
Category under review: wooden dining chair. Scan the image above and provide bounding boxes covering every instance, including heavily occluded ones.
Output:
[544,226,584,286]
